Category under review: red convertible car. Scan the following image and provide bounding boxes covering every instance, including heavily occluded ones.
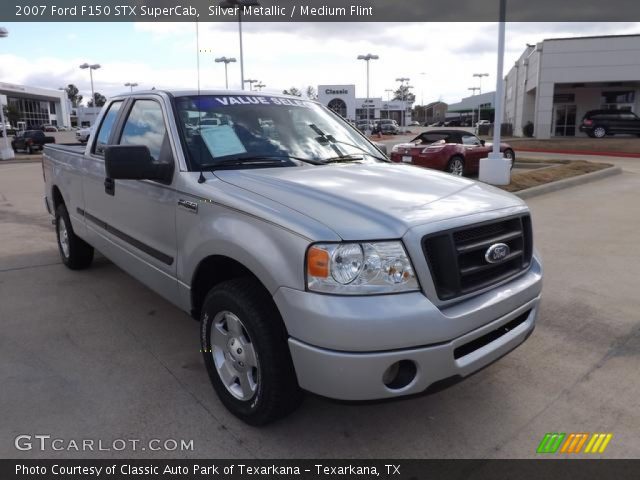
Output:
[390,130,515,176]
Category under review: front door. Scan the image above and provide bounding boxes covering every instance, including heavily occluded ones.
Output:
[553,104,577,136]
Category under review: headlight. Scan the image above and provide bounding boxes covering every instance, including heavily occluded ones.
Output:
[306,241,419,295]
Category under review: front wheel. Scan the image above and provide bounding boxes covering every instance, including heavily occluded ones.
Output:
[593,126,607,138]
[55,204,94,269]
[446,156,465,176]
[200,278,302,425]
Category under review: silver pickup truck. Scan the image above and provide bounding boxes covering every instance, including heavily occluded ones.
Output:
[43,90,542,425]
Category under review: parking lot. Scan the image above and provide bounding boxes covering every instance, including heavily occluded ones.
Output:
[1,157,639,459]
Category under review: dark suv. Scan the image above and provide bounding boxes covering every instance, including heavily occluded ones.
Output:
[579,109,640,138]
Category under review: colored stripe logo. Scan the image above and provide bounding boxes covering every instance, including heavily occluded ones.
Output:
[537,433,613,454]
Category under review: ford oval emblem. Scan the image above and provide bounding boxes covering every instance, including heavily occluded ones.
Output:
[485,243,510,264]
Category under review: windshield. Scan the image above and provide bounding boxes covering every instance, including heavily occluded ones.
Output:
[175,95,386,170]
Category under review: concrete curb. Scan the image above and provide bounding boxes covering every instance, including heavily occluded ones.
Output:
[0,157,42,165]
[515,165,622,199]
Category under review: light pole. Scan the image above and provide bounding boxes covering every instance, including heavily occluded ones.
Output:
[214,56,237,89]
[357,53,379,134]
[254,82,265,91]
[473,72,489,127]
[468,86,480,127]
[0,27,14,160]
[395,77,410,129]
[79,63,101,107]
[420,72,426,123]
[243,79,257,91]
[219,0,260,89]
[479,0,510,185]
[385,89,393,120]
[124,82,138,92]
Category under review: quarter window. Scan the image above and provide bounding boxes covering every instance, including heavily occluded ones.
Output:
[119,100,168,161]
[461,134,481,146]
[94,101,123,155]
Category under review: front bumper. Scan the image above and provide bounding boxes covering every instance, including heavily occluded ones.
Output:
[288,296,539,400]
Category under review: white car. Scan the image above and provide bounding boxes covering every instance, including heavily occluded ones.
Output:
[76,127,92,144]
[475,120,491,127]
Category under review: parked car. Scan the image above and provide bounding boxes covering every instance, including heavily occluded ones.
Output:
[42,125,58,132]
[43,90,541,425]
[374,119,400,135]
[356,120,374,132]
[428,121,445,127]
[76,127,92,144]
[11,130,55,153]
[579,109,640,138]
[475,120,491,127]
[409,121,420,126]
[390,129,515,176]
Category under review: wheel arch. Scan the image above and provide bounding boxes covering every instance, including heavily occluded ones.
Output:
[190,255,275,322]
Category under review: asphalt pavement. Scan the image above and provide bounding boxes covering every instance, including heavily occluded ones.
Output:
[0,157,638,459]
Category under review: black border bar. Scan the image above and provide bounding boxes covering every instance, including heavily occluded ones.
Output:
[5,0,640,22]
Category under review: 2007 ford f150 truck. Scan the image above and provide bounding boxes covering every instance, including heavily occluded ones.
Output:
[43,90,542,425]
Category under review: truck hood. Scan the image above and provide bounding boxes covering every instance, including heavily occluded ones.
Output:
[214,163,524,240]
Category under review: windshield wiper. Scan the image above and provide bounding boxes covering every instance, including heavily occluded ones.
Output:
[307,124,388,162]
[321,155,366,164]
[200,155,323,170]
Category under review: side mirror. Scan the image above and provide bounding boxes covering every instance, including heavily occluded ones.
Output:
[105,145,172,183]
[480,139,486,146]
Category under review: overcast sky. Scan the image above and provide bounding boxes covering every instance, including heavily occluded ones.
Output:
[1,22,638,105]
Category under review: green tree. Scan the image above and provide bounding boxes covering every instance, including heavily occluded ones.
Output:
[393,85,415,104]
[64,84,83,108]
[2,104,20,126]
[282,87,302,97]
[87,92,107,108]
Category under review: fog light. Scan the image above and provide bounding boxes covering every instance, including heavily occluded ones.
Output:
[382,360,417,390]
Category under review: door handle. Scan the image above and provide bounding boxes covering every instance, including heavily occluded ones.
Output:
[104,178,115,196]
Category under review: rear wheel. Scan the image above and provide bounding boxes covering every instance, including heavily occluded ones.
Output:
[27,144,34,154]
[593,126,607,138]
[55,204,94,270]
[200,278,303,425]
[446,156,465,176]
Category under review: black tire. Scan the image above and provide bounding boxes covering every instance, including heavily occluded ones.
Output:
[446,156,465,176]
[55,204,94,270]
[200,278,302,425]
[503,149,515,169]
[27,145,34,154]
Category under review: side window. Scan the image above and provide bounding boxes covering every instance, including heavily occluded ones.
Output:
[119,100,168,162]
[461,134,481,146]
[94,101,123,156]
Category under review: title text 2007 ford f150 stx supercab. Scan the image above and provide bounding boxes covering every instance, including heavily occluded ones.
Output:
[43,91,542,425]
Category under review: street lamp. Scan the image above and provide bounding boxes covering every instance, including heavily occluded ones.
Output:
[254,83,265,91]
[0,26,14,160]
[214,56,237,89]
[385,89,393,119]
[219,0,260,89]
[479,0,510,185]
[124,82,138,92]
[357,53,379,134]
[79,63,101,107]
[395,77,410,128]
[420,72,427,123]
[243,79,257,91]
[473,72,489,127]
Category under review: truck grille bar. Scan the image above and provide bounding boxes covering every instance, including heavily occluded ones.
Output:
[422,215,533,301]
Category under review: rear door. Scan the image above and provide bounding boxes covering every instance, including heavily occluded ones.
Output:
[83,96,179,303]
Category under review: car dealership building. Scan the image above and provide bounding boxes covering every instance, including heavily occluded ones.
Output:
[504,34,640,138]
[0,82,71,129]
[318,84,413,125]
